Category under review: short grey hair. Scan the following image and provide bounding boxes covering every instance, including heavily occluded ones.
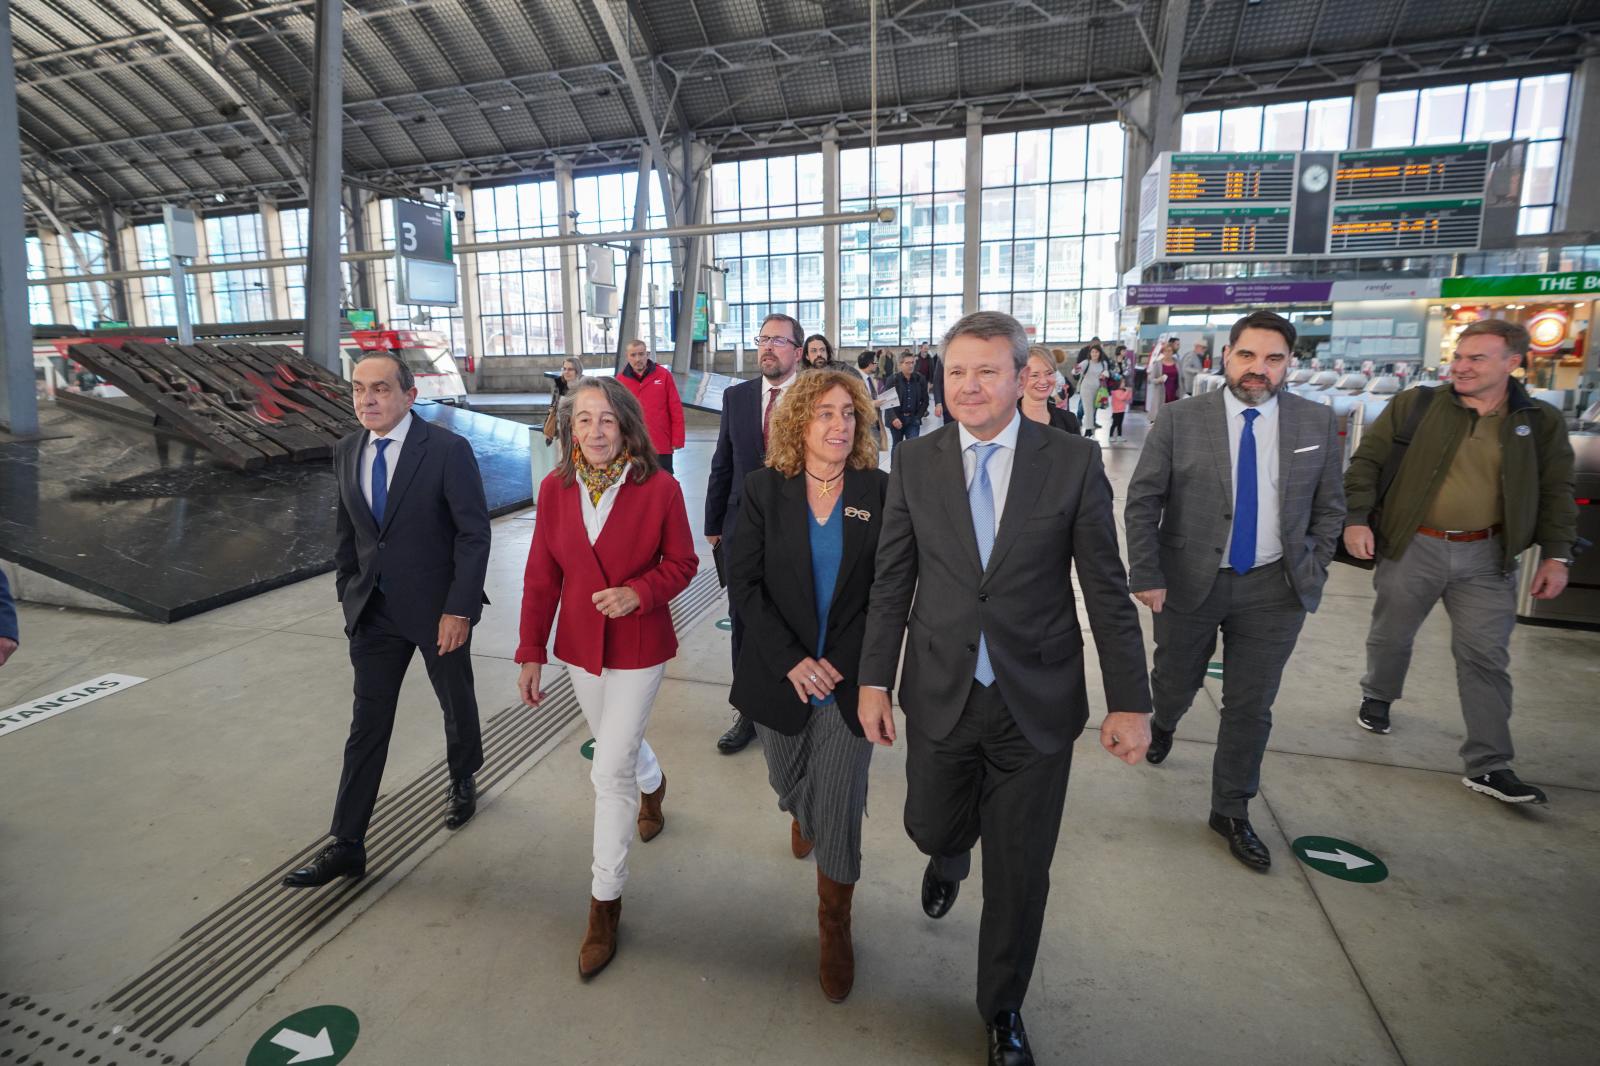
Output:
[941,310,1029,372]
[356,351,414,391]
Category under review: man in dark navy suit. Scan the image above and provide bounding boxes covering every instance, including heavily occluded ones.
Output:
[704,311,804,753]
[283,351,492,888]
[0,567,18,668]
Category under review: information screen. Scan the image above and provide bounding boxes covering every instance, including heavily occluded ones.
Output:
[1327,198,1485,254]
[1168,153,1297,203]
[1333,144,1490,200]
[1165,206,1292,257]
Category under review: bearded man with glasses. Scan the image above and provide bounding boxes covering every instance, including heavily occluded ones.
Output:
[705,312,807,754]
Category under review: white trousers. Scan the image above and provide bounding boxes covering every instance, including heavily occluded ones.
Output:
[567,663,666,901]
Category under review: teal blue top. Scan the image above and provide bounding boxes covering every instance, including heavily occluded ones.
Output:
[808,496,844,707]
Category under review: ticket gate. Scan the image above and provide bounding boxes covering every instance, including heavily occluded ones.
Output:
[1516,430,1600,629]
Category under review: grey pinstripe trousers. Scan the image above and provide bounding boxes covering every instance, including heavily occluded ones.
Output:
[755,705,874,883]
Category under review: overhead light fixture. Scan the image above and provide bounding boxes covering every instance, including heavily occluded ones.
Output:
[214,192,226,203]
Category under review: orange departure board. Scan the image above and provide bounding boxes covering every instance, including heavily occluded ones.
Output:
[1168,153,1297,203]
[1165,207,1292,257]
[1327,199,1484,254]
[1333,144,1489,199]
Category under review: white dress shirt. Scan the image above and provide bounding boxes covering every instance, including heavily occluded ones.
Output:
[579,463,630,544]
[958,411,1023,538]
[360,411,414,511]
[1219,389,1283,569]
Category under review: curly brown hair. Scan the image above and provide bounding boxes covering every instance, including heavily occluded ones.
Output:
[764,369,879,478]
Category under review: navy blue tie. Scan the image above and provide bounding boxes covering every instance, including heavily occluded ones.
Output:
[371,438,392,526]
[1229,409,1259,575]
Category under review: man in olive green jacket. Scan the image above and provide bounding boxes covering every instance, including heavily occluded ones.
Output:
[1343,318,1577,806]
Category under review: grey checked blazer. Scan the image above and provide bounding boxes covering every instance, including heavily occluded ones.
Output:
[1124,388,1346,615]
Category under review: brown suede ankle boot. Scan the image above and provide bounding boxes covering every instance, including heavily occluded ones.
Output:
[816,868,855,1002]
[791,818,814,859]
[638,773,666,842]
[579,896,621,980]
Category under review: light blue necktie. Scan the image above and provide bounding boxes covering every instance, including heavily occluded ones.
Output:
[969,442,999,686]
[371,438,392,526]
[1229,409,1259,575]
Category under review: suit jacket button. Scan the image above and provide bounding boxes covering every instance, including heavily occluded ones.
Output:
[379,542,386,548]
[979,593,989,602]
[967,643,977,652]
[1222,513,1232,520]
[1215,547,1222,554]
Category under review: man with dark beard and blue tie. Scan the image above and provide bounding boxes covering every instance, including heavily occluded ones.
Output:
[1124,311,1345,872]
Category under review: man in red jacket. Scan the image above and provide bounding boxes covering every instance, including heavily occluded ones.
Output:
[619,340,686,474]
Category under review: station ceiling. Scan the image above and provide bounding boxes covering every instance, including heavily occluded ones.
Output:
[13,0,1600,226]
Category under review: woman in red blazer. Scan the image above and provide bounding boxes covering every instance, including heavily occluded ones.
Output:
[516,376,697,981]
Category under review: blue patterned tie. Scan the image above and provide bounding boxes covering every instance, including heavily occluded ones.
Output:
[371,438,392,526]
[969,442,999,685]
[1229,409,1259,575]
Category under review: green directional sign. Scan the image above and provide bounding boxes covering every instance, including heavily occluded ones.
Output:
[247,1005,359,1066]
[580,737,596,761]
[1292,836,1388,884]
[714,617,733,631]
[1206,661,1224,680]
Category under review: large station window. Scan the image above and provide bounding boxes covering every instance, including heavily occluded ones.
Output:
[711,152,825,349]
[978,122,1124,344]
[278,206,353,322]
[25,235,54,326]
[839,138,965,349]
[1181,97,1352,152]
[131,223,200,327]
[1372,74,1570,234]
[573,170,671,359]
[56,231,112,329]
[203,213,271,324]
[470,182,564,357]
[365,201,466,357]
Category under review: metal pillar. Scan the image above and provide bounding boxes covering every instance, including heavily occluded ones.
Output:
[1117,1,1187,278]
[452,182,483,391]
[670,148,710,372]
[304,0,345,373]
[822,127,841,344]
[554,159,585,360]
[345,186,373,310]
[1150,0,1190,157]
[99,205,130,323]
[1351,60,1382,149]
[616,148,654,366]
[962,107,983,315]
[0,0,37,434]
[1555,56,1600,232]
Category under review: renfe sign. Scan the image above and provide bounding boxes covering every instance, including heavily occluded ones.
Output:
[1440,272,1600,299]
[0,674,147,738]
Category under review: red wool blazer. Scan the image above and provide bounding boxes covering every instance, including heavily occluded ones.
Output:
[516,468,699,676]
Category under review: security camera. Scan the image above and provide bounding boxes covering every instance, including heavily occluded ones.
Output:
[454,208,465,222]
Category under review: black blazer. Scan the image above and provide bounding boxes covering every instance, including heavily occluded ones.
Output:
[859,418,1151,754]
[704,375,769,539]
[727,466,889,737]
[1019,400,1081,436]
[334,414,492,647]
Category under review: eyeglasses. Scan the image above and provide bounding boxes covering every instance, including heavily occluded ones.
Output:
[755,335,798,348]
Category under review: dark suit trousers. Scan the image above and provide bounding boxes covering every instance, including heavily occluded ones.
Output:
[1150,564,1305,819]
[330,592,485,842]
[904,681,1073,1020]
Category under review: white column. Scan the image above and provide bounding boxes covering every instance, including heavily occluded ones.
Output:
[555,158,585,360]
[452,182,483,390]
[962,107,983,315]
[1351,60,1382,150]
[822,126,841,343]
[257,197,286,320]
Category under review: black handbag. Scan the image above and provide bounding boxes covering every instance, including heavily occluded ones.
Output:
[1334,387,1436,570]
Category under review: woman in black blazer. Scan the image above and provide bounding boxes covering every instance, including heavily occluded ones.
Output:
[726,368,888,1005]
[1021,346,1081,435]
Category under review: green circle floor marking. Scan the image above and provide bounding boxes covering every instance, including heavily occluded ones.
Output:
[1205,661,1224,680]
[715,616,733,631]
[1292,836,1388,884]
[247,1005,359,1066]
[580,737,595,760]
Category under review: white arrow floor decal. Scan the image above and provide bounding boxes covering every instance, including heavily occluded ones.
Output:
[1304,847,1374,870]
[270,1025,335,1063]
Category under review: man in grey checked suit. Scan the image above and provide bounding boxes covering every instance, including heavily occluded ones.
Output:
[1125,310,1345,872]
[860,311,1152,1066]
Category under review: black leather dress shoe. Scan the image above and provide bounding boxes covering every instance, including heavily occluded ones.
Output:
[1146,721,1175,765]
[921,857,959,919]
[986,1010,1034,1066]
[716,712,757,754]
[282,840,366,888]
[1208,812,1271,872]
[445,775,476,830]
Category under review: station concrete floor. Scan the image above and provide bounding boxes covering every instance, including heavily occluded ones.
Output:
[2,410,1597,1066]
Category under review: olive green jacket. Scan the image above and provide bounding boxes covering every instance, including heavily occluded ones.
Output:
[1344,380,1577,569]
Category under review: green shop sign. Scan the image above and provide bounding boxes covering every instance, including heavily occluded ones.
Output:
[1440,271,1600,299]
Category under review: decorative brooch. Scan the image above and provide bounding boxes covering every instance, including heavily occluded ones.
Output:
[844,506,871,522]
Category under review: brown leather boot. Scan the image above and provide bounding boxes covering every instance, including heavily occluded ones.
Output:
[638,773,666,842]
[579,896,621,980]
[791,818,814,859]
[816,868,855,1003]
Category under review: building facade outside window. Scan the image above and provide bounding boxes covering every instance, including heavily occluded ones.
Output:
[1180,97,1353,153]
[278,206,353,321]
[978,121,1124,344]
[25,235,54,326]
[203,213,272,324]
[471,181,564,357]
[56,231,112,330]
[573,170,671,358]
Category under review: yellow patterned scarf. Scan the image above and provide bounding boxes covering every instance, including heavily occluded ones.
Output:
[574,448,631,505]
